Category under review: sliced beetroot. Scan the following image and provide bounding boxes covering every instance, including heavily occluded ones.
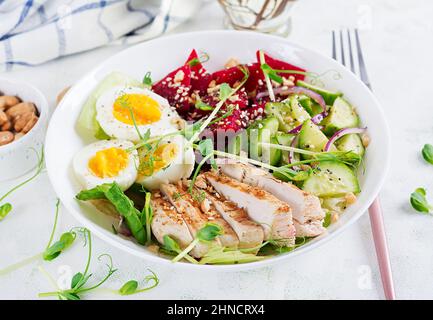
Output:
[152,64,192,114]
[211,66,245,87]
[185,49,212,94]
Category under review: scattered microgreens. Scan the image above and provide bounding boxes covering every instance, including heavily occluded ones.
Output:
[142,192,153,245]
[161,235,198,264]
[422,144,433,165]
[38,228,118,300]
[142,71,152,88]
[0,199,74,276]
[186,65,249,146]
[410,188,433,214]
[0,147,44,221]
[43,199,77,261]
[172,223,223,263]
[188,139,217,194]
[117,94,144,141]
[118,269,159,296]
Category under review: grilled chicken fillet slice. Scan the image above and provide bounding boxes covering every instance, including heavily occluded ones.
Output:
[204,171,295,246]
[160,183,221,258]
[150,195,193,250]
[195,179,264,249]
[220,163,326,237]
[191,187,239,248]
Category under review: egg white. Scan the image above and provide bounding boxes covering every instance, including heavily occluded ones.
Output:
[73,139,138,191]
[136,135,195,190]
[95,86,180,142]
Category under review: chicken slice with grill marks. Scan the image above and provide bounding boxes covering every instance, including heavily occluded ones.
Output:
[195,178,264,250]
[160,183,221,258]
[220,163,326,237]
[150,193,194,251]
[203,171,295,247]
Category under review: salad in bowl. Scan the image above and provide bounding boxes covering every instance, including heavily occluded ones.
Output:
[69,47,368,265]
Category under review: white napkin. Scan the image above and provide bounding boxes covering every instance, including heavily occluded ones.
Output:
[0,0,200,72]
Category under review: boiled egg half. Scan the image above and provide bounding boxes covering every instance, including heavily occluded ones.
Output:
[96,86,179,141]
[135,135,195,190]
[73,140,138,190]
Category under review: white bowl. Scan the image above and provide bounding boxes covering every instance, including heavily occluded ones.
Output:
[45,31,390,271]
[0,78,48,181]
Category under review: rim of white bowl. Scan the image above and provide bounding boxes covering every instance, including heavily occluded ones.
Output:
[0,77,48,154]
[45,30,391,271]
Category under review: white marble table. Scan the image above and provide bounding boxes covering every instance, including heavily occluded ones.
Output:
[1,0,432,300]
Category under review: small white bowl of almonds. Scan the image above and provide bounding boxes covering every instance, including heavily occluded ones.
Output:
[0,78,48,181]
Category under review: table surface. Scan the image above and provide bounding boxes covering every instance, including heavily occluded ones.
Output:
[1,0,432,300]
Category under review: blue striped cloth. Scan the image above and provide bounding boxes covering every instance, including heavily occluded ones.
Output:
[0,0,200,72]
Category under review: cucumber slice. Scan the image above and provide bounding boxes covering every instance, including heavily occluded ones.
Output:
[275,132,298,165]
[298,95,313,115]
[302,161,360,197]
[299,119,337,154]
[262,135,282,166]
[335,134,365,157]
[322,97,360,135]
[265,97,310,132]
[297,80,343,105]
[248,116,279,157]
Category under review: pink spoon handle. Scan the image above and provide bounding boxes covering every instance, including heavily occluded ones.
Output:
[368,198,395,300]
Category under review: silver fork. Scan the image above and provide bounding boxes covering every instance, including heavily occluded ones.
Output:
[332,29,395,300]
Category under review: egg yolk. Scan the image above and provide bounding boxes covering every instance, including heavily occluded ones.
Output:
[140,143,178,176]
[113,93,161,125]
[88,147,129,178]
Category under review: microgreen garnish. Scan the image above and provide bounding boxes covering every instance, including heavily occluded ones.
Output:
[161,235,198,264]
[258,50,275,102]
[323,211,332,228]
[117,94,144,141]
[0,147,44,221]
[142,192,153,245]
[172,223,223,263]
[187,51,210,67]
[118,269,159,296]
[422,144,433,165]
[76,183,146,245]
[188,139,216,194]
[187,66,249,146]
[38,229,118,300]
[410,188,433,214]
[143,71,152,88]
[194,97,214,111]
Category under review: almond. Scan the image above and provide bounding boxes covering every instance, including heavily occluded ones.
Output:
[22,113,38,133]
[0,96,20,110]
[0,131,14,146]
[14,111,34,132]
[0,110,7,125]
[1,120,11,131]
[5,102,36,120]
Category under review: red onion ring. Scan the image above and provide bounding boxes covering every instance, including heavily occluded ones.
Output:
[324,127,367,152]
[256,86,326,112]
[288,135,300,170]
[288,111,328,134]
